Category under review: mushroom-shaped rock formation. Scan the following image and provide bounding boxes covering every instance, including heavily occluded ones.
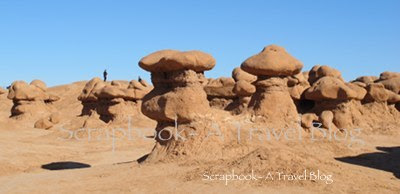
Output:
[139,50,213,124]
[241,45,302,127]
[304,76,366,129]
[138,49,241,162]
[139,49,213,126]
[241,45,303,76]
[78,77,152,123]
[7,80,59,121]
[304,68,386,130]
[204,77,237,110]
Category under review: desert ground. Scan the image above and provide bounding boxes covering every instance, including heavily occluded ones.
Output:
[0,46,399,193]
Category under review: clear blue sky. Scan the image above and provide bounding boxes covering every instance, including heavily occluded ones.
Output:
[0,0,399,87]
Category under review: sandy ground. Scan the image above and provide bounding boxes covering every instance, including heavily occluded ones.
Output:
[0,82,399,194]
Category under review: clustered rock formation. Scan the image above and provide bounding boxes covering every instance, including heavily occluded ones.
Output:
[7,80,60,122]
[136,45,399,162]
[77,77,152,125]
[0,44,398,163]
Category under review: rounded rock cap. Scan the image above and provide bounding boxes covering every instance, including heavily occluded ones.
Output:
[139,49,216,72]
[232,67,257,82]
[241,45,303,76]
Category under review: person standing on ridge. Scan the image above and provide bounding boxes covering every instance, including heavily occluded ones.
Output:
[103,69,108,82]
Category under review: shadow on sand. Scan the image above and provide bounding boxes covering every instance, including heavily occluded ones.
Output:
[335,146,400,179]
[41,161,91,170]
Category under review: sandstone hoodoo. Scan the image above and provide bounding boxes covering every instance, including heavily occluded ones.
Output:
[138,50,213,124]
[7,80,60,121]
[77,77,152,124]
[138,49,237,161]
[241,45,302,126]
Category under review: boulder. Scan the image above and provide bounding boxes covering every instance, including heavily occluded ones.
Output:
[379,71,400,80]
[387,91,400,104]
[49,112,61,124]
[30,80,47,91]
[241,45,303,76]
[354,76,378,84]
[233,80,256,97]
[78,78,106,102]
[304,77,357,101]
[289,84,309,100]
[34,118,54,129]
[232,67,257,82]
[346,83,367,100]
[319,110,336,130]
[308,65,343,85]
[287,72,310,100]
[377,77,400,94]
[351,81,367,88]
[363,83,389,103]
[301,113,318,129]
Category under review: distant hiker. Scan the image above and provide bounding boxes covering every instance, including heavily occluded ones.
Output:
[103,70,108,82]
[138,76,142,82]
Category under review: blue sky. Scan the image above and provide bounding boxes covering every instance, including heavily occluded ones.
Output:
[0,0,399,87]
